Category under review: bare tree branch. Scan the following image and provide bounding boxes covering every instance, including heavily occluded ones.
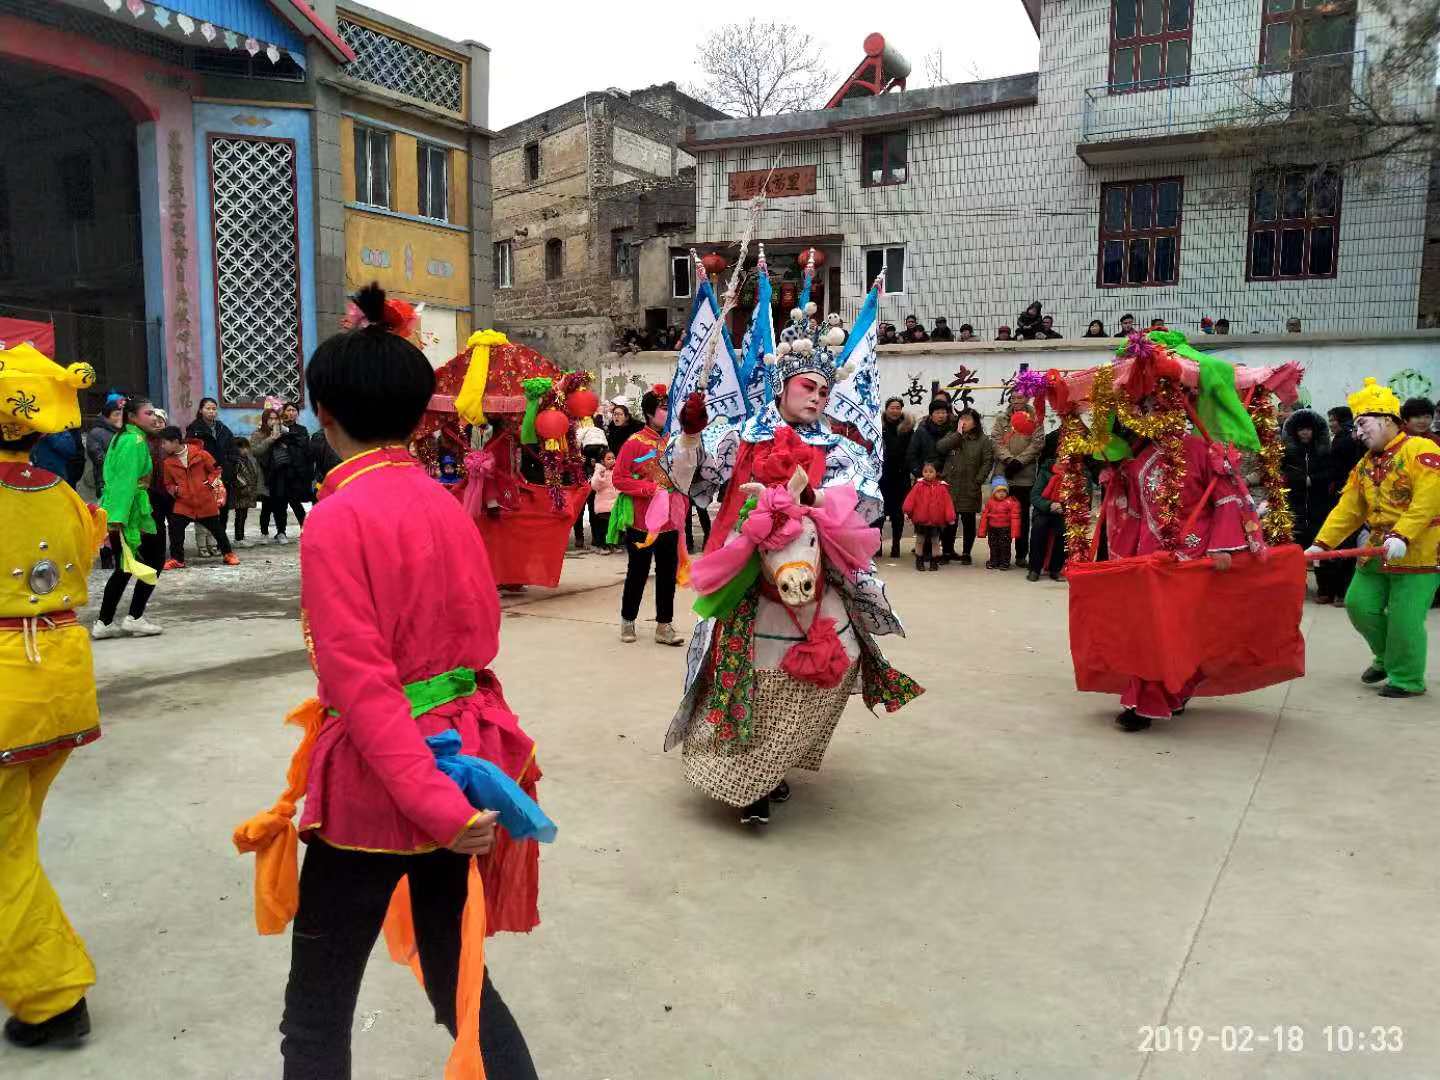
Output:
[922,48,946,88]
[686,19,836,117]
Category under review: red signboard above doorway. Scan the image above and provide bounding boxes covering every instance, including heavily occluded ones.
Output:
[727,166,818,202]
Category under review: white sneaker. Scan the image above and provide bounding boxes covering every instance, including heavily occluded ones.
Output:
[91,620,125,640]
[121,615,163,636]
[275,533,292,545]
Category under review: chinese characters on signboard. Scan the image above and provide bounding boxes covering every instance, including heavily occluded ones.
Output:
[727,165,819,202]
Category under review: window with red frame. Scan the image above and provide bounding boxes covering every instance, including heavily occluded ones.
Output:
[1110,0,1192,93]
[1098,178,1183,287]
[1260,0,1357,71]
[1247,166,1341,281]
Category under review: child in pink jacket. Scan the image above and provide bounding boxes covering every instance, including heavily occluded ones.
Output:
[591,449,619,552]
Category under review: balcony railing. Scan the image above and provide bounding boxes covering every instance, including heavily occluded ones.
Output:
[1080,50,1369,145]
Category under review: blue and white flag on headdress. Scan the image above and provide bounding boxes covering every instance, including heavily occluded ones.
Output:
[737,254,775,417]
[826,274,883,449]
[666,262,746,435]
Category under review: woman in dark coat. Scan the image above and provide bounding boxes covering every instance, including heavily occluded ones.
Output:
[186,397,238,551]
[266,401,314,543]
[935,407,995,564]
[1283,408,1337,600]
[606,402,643,455]
[878,397,914,558]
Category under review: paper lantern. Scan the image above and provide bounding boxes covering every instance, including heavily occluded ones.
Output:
[565,388,598,419]
[534,408,569,442]
[700,253,727,277]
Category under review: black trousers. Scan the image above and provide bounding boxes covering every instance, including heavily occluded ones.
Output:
[985,527,1013,568]
[167,513,232,560]
[280,840,536,1080]
[263,494,308,535]
[621,527,678,624]
[1028,510,1067,575]
[958,511,978,557]
[685,503,711,553]
[594,511,612,548]
[1009,486,1033,561]
[98,529,164,624]
[234,507,250,542]
[1315,530,1357,600]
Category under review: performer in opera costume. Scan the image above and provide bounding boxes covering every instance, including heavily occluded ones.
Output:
[662,315,923,826]
[0,344,104,1048]
[233,286,552,1080]
[1307,377,1440,698]
[1103,429,1268,730]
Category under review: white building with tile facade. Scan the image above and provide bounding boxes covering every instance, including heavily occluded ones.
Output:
[687,0,1436,339]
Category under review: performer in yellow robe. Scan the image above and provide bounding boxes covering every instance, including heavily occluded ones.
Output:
[0,343,106,1047]
[1309,377,1440,698]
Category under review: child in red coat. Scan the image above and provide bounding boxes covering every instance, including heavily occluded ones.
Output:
[978,477,1023,570]
[902,461,957,571]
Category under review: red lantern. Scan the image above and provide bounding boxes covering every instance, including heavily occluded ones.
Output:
[803,247,827,269]
[534,408,569,442]
[700,253,728,278]
[565,388,599,419]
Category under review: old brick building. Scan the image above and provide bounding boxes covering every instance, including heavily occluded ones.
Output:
[489,83,725,370]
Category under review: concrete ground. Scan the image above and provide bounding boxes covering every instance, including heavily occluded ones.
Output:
[5,541,1440,1080]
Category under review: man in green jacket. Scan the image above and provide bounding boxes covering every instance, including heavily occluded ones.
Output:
[93,397,166,639]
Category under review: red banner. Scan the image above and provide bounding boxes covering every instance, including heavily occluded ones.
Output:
[727,165,817,201]
[1067,546,1306,697]
[0,317,56,358]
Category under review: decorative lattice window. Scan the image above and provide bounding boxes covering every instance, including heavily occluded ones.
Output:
[337,19,463,114]
[209,136,303,406]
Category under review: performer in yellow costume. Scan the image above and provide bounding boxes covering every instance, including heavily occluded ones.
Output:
[0,343,106,1047]
[1309,377,1440,698]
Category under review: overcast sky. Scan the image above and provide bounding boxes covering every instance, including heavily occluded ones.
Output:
[360,0,1041,129]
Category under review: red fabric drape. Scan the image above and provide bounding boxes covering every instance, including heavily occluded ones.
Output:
[474,482,589,588]
[1067,546,1306,696]
[0,317,55,358]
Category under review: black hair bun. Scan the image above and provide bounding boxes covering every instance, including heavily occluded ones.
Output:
[353,282,388,327]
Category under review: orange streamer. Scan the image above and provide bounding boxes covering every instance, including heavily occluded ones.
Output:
[232,698,327,934]
[382,860,488,1080]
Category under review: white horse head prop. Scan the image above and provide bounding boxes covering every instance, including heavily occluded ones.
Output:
[739,466,823,608]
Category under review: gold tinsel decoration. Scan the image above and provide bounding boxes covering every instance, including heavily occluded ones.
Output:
[1058,412,1095,563]
[1249,394,1294,545]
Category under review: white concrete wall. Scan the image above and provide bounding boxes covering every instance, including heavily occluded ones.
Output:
[692,0,1433,338]
[614,127,674,179]
[599,330,1440,423]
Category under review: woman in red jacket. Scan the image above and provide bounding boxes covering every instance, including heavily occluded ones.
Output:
[978,477,1022,570]
[901,461,956,572]
[158,427,237,567]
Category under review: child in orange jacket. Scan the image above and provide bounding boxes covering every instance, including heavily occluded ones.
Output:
[901,461,956,572]
[978,477,1022,570]
[158,427,236,568]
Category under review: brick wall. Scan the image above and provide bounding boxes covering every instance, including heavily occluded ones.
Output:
[692,0,1435,337]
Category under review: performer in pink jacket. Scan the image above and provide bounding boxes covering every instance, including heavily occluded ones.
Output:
[255,285,541,1080]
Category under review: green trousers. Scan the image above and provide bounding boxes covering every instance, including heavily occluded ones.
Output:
[1344,560,1440,692]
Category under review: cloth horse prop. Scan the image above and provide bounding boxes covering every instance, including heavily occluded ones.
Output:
[666,466,920,809]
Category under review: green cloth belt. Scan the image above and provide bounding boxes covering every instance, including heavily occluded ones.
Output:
[606,492,635,545]
[329,665,476,719]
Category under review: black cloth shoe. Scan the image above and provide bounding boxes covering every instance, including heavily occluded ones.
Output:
[959,554,973,565]
[769,780,791,803]
[1380,684,1425,698]
[1026,570,1041,582]
[740,797,770,825]
[1050,570,1063,581]
[1361,665,1387,684]
[5,999,90,1048]
[1115,709,1152,732]
[915,556,925,572]
[929,558,941,571]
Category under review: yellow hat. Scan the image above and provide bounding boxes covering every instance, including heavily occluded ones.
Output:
[0,343,95,440]
[1347,377,1402,420]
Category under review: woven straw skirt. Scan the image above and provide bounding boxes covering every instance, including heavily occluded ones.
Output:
[681,664,859,807]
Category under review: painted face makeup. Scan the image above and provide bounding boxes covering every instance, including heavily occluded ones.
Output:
[781,376,829,424]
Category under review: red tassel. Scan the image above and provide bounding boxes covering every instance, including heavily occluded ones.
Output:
[781,615,851,688]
